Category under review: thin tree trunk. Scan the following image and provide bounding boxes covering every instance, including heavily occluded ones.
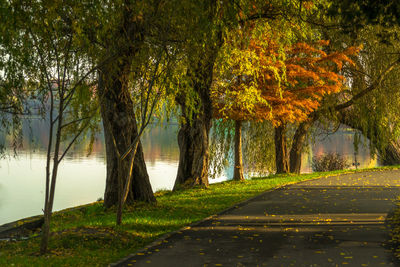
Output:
[40,79,54,255]
[289,119,314,174]
[274,124,289,174]
[233,120,245,181]
[117,139,140,225]
[40,93,64,254]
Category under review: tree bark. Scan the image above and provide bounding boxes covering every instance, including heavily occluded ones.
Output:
[233,120,245,181]
[174,115,211,189]
[289,119,315,174]
[173,75,214,190]
[99,67,156,208]
[97,2,156,208]
[274,124,289,174]
[173,30,222,190]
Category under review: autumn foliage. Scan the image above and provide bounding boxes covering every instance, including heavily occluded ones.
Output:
[212,33,360,125]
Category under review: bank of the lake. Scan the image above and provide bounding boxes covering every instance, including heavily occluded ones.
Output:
[0,124,378,226]
[1,166,398,267]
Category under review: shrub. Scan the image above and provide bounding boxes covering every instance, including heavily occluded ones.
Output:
[312,153,350,172]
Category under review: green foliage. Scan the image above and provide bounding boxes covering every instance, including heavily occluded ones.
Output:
[0,0,101,144]
[209,119,235,179]
[321,24,400,158]
[328,0,400,31]
[312,153,350,172]
[243,121,277,175]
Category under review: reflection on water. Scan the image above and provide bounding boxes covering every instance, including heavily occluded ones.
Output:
[301,128,377,173]
[0,155,106,225]
[0,124,377,225]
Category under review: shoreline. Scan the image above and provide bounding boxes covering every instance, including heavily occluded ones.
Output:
[2,165,397,239]
[1,166,400,266]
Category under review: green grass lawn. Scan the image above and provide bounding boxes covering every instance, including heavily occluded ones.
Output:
[1,166,398,267]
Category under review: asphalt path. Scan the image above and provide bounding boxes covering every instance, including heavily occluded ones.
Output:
[112,170,400,267]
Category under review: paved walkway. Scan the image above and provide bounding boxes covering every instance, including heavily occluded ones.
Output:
[113,170,400,266]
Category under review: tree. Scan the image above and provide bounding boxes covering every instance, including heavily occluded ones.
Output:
[95,2,157,208]
[102,42,178,225]
[288,24,400,173]
[85,0,195,204]
[330,26,400,165]
[173,0,299,189]
[83,0,181,207]
[172,1,224,189]
[213,22,358,174]
[2,1,100,254]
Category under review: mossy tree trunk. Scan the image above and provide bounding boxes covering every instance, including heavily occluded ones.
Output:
[173,65,213,189]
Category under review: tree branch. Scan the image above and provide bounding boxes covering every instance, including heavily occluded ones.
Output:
[335,57,400,111]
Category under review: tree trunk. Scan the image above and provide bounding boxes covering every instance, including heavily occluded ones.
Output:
[97,3,156,207]
[173,31,222,190]
[101,111,155,207]
[99,63,155,208]
[274,124,289,174]
[174,111,211,189]
[233,120,245,181]
[41,87,65,254]
[289,119,315,174]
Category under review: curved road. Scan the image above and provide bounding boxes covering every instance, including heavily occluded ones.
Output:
[112,170,400,266]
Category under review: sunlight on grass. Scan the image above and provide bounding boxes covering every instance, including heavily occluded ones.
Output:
[1,166,399,266]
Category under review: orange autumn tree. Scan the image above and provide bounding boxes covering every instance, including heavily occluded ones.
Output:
[212,30,360,177]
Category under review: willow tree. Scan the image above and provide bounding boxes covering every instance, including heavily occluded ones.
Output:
[77,0,185,207]
[328,25,400,165]
[306,0,400,167]
[95,2,157,207]
[0,0,33,153]
[108,44,179,225]
[1,1,100,254]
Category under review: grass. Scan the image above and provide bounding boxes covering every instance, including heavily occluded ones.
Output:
[1,166,399,266]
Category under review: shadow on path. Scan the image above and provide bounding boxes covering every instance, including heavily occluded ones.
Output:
[113,170,400,266]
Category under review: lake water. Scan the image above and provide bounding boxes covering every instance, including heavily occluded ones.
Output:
[0,124,377,225]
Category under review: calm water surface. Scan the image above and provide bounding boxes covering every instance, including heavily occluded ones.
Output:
[0,124,377,225]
